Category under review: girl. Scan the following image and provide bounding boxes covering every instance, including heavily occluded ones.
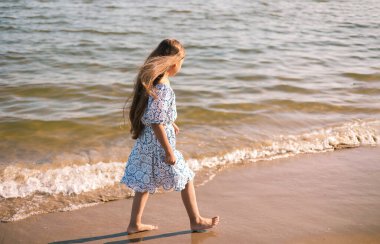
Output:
[120,39,220,234]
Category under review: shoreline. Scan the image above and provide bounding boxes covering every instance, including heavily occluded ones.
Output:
[1,145,380,243]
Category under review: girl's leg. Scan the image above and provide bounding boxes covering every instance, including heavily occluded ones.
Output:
[127,191,158,234]
[181,180,220,231]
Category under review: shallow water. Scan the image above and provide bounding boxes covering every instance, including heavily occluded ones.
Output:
[0,0,380,221]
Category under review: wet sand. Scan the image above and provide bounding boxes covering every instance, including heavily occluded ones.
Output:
[1,146,379,244]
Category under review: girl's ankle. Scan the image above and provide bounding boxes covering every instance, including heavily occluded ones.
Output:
[189,216,202,224]
[128,222,141,228]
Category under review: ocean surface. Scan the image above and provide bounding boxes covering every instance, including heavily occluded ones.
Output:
[1,0,379,222]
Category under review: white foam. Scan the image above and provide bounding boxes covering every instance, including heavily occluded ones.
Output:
[0,119,378,199]
[0,162,125,198]
[187,119,379,170]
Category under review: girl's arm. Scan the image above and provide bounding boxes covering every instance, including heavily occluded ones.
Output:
[151,124,176,165]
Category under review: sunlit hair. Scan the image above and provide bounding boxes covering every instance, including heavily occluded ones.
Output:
[122,39,185,139]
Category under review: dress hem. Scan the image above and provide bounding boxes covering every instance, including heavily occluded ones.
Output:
[119,172,195,194]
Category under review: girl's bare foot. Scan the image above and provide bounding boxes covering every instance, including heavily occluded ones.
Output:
[190,216,220,232]
[126,223,159,234]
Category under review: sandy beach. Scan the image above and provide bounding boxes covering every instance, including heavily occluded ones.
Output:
[1,145,380,244]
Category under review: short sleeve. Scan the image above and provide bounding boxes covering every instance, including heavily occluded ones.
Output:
[145,86,171,124]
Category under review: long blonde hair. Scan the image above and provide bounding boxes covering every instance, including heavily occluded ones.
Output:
[122,39,185,139]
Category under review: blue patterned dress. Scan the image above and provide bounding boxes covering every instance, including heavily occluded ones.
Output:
[120,83,195,193]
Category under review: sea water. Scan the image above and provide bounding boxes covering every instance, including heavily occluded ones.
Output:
[0,0,379,221]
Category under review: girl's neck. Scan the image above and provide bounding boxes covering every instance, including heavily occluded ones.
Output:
[159,73,170,85]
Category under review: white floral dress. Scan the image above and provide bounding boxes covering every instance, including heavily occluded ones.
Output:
[120,83,195,193]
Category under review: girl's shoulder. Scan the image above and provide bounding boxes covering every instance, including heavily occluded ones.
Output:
[155,82,172,90]
[151,83,173,99]
[154,83,173,94]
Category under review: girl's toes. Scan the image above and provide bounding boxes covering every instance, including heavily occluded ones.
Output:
[212,216,220,226]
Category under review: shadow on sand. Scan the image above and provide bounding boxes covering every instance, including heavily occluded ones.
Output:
[49,229,217,243]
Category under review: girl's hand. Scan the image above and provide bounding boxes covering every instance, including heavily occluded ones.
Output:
[173,122,180,135]
[165,150,177,165]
